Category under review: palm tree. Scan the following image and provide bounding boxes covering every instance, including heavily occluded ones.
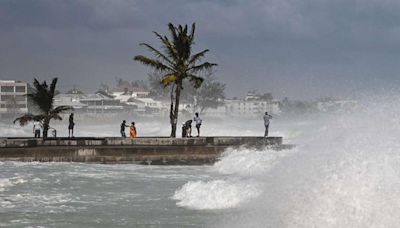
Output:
[14,78,72,138]
[134,23,217,137]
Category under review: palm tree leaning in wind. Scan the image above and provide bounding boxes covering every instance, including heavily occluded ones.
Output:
[134,23,217,137]
[14,78,72,139]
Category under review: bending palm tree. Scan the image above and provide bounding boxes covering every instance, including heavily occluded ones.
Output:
[134,23,217,137]
[14,78,72,138]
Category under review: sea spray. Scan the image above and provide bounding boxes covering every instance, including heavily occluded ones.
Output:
[172,147,296,210]
[214,95,400,228]
[212,147,297,176]
[173,180,262,210]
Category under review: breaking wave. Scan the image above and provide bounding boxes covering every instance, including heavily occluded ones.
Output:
[174,94,400,227]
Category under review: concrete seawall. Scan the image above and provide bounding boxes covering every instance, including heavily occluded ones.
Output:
[0,137,289,165]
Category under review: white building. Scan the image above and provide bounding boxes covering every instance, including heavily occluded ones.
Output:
[53,94,87,110]
[0,80,28,115]
[111,86,150,103]
[225,99,280,117]
[54,93,124,113]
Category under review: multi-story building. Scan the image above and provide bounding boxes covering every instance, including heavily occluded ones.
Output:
[0,80,28,116]
[224,99,280,117]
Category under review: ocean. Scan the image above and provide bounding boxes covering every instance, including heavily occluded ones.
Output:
[2,98,400,227]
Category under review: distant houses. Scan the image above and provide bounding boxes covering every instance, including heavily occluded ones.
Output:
[54,92,125,114]
[110,85,149,102]
[0,79,358,121]
[203,91,281,118]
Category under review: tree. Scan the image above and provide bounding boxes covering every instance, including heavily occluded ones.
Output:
[259,93,273,102]
[147,72,197,103]
[131,80,148,90]
[147,73,169,99]
[134,23,217,137]
[194,74,225,113]
[98,83,110,93]
[13,78,72,138]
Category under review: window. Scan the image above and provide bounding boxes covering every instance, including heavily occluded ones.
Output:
[15,95,26,101]
[1,86,14,93]
[2,103,26,109]
[1,95,13,101]
[15,86,26,93]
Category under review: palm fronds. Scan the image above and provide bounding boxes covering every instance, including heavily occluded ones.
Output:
[133,55,172,71]
[134,22,217,137]
[13,78,72,138]
[13,114,44,126]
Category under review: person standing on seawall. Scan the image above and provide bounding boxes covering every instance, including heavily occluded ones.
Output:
[33,121,42,138]
[130,122,137,139]
[120,120,129,138]
[263,112,272,137]
[193,112,202,137]
[184,119,193,137]
[68,113,75,138]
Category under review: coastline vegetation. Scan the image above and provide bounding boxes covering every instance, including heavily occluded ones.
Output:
[134,23,217,137]
[13,78,72,138]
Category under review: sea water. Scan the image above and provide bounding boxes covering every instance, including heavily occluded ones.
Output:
[2,96,400,227]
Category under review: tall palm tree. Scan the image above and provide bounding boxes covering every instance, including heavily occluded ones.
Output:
[14,78,72,138]
[134,23,217,137]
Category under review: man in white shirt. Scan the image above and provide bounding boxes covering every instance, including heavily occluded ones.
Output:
[193,112,202,137]
[33,121,42,138]
[263,112,272,137]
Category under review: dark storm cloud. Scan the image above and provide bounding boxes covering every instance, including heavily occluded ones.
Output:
[1,0,400,98]
[0,0,147,30]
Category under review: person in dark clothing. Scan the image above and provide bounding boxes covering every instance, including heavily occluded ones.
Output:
[68,113,75,138]
[182,122,187,138]
[263,112,272,137]
[184,120,192,137]
[120,120,129,138]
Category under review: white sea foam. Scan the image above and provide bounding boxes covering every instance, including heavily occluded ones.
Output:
[173,179,261,210]
[0,177,26,192]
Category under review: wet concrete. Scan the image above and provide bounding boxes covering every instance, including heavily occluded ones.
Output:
[0,137,290,165]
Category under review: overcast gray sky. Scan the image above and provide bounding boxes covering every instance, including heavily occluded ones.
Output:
[1,0,400,99]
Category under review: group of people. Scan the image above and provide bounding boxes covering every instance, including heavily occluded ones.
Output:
[120,121,137,138]
[32,113,74,138]
[182,112,202,137]
[119,113,202,139]
[31,112,272,138]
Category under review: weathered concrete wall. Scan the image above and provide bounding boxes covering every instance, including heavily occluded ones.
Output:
[0,137,288,165]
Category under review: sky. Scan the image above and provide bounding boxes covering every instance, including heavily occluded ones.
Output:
[1,0,400,99]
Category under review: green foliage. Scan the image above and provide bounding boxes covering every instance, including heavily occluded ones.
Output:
[195,75,226,113]
[134,23,217,137]
[14,78,73,138]
[147,73,226,112]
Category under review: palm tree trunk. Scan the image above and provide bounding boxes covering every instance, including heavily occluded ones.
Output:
[170,83,182,137]
[169,85,175,129]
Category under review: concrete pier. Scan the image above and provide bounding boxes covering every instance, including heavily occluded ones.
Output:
[0,137,290,165]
